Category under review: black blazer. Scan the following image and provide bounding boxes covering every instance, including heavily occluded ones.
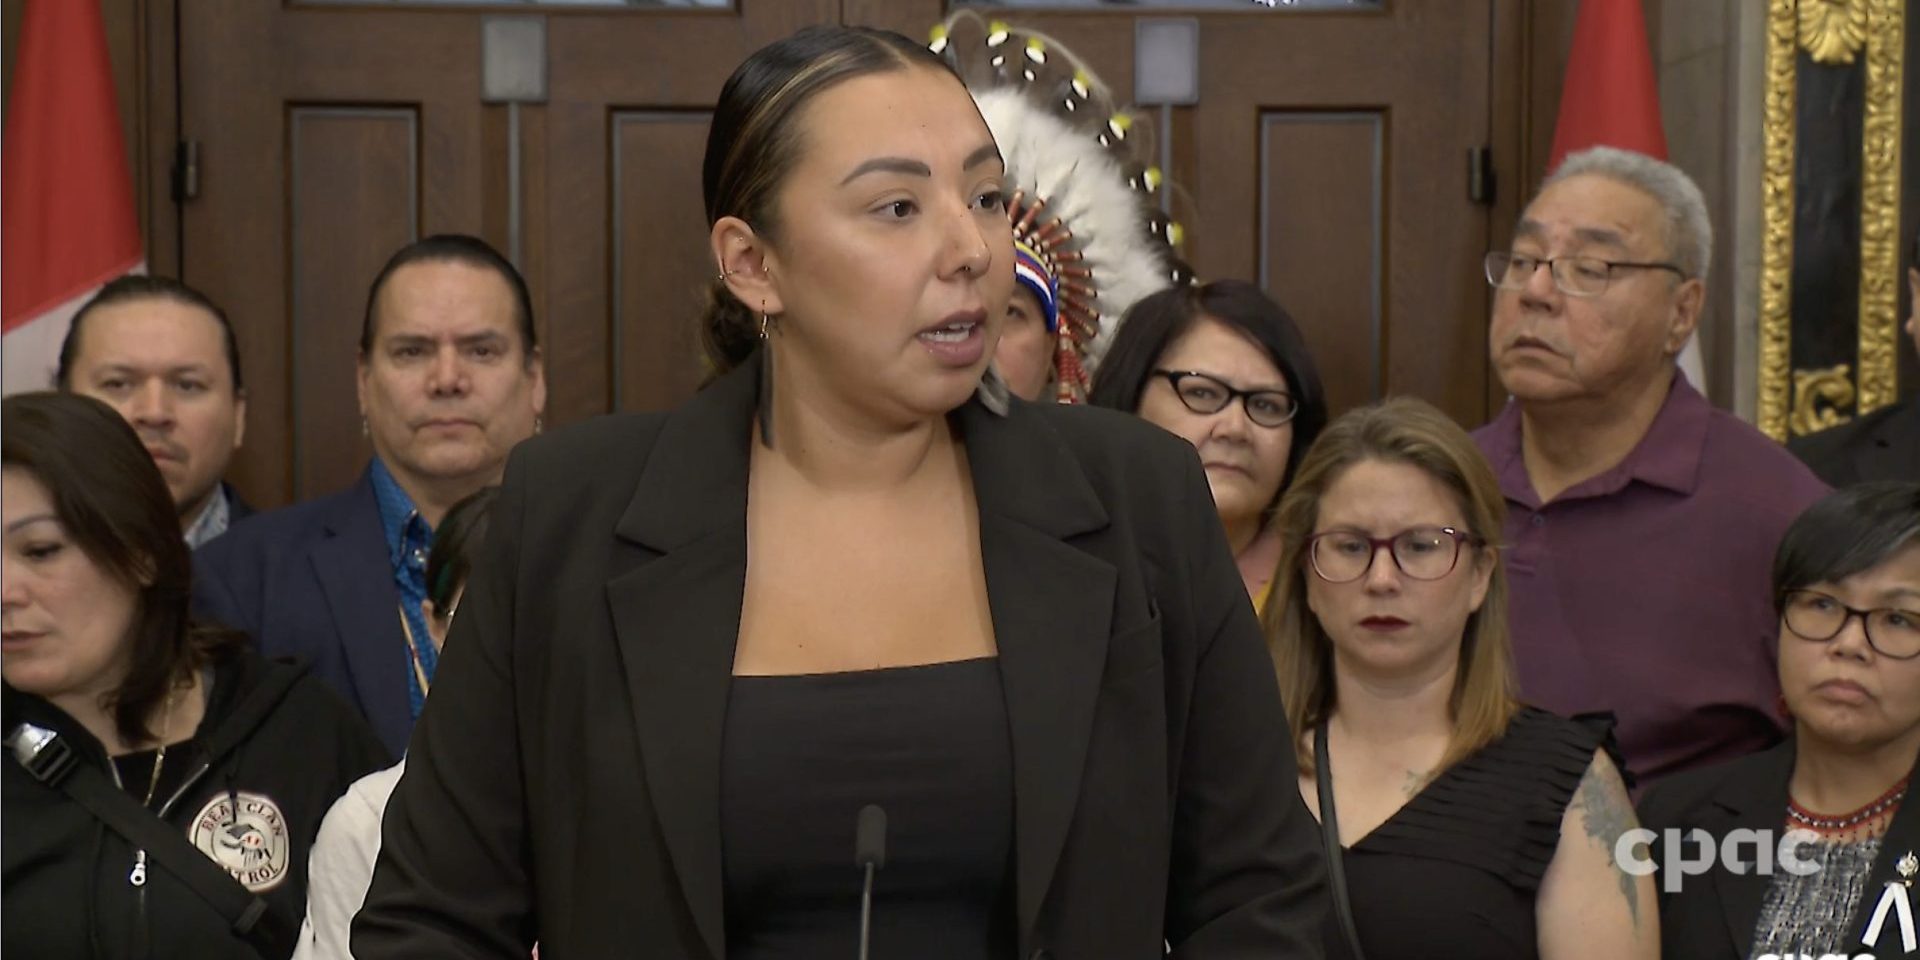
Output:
[193,468,412,758]
[352,362,1329,959]
[224,481,256,525]
[1638,739,1920,958]
[1789,399,1920,487]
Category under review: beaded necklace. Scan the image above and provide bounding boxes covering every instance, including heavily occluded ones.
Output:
[1787,775,1911,839]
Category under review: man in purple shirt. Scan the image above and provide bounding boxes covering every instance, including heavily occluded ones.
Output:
[1473,146,1828,785]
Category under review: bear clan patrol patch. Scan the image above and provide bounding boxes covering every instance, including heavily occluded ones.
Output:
[188,791,292,892]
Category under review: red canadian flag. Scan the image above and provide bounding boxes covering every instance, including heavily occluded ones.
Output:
[3,0,144,394]
[1547,0,1704,388]
[1548,0,1668,170]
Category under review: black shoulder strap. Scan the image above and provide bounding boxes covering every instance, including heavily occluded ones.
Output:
[1315,722,1368,960]
[6,723,296,959]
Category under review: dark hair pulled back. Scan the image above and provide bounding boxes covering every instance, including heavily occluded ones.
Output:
[699,25,958,372]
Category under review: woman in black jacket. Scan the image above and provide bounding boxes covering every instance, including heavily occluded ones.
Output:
[352,23,1327,960]
[1,392,388,959]
[1640,482,1920,958]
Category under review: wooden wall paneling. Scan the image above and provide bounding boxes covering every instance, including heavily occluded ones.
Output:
[1487,0,1529,413]
[503,103,552,400]
[538,1,838,419]
[2,4,18,109]
[480,104,511,264]
[181,2,486,506]
[611,112,713,413]
[1521,0,1576,199]
[271,11,485,239]
[140,0,180,277]
[182,0,287,502]
[1388,1,1498,422]
[1195,4,1496,423]
[287,107,418,500]
[1258,112,1383,416]
[540,97,613,423]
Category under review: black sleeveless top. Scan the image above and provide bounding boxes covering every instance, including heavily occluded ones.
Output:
[720,657,1017,960]
[1328,707,1614,960]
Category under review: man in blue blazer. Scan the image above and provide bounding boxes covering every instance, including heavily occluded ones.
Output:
[194,235,546,757]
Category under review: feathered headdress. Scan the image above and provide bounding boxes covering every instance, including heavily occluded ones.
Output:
[932,14,1193,404]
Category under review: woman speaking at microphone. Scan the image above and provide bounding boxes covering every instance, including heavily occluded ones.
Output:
[352,24,1326,960]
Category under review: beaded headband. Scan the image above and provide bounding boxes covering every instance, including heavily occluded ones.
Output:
[1012,238,1060,332]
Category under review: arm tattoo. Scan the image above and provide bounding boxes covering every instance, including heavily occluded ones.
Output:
[1402,768,1430,799]
[1573,759,1641,930]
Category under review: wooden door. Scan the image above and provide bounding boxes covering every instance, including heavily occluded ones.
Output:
[181,1,1515,508]
[853,1,1507,424]
[178,0,835,508]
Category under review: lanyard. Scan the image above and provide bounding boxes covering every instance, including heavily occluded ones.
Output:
[398,606,432,700]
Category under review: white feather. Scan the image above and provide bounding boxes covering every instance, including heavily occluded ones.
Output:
[971,87,1172,375]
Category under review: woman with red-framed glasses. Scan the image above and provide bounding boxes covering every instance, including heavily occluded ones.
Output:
[1264,396,1657,960]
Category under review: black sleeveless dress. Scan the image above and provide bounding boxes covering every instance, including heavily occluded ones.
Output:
[720,657,1017,960]
[1328,707,1615,960]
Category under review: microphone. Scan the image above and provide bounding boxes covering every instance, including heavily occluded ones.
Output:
[854,804,888,960]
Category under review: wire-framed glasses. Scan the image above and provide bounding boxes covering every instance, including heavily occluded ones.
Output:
[1483,251,1687,298]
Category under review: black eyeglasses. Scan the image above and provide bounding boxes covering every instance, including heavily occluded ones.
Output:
[1484,251,1687,298]
[1151,369,1297,428]
[1306,527,1481,584]
[1781,589,1920,660]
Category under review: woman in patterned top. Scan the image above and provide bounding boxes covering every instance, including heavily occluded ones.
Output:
[1641,481,1920,959]
[1265,396,1657,959]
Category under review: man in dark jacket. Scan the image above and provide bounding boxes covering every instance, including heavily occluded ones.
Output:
[194,235,545,758]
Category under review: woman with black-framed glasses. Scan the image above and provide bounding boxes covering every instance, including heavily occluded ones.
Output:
[1641,482,1920,959]
[1089,280,1327,611]
[1264,397,1656,960]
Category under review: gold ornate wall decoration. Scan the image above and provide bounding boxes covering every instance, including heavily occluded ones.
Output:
[1856,0,1906,414]
[1759,0,1907,441]
[1798,0,1868,65]
[1791,363,1858,436]
[1759,0,1798,442]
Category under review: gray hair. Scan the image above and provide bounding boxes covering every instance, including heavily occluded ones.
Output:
[1544,146,1712,284]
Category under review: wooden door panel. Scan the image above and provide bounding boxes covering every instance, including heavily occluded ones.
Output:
[183,1,1505,507]
[612,112,715,413]
[287,108,418,498]
[1258,112,1384,416]
[541,97,615,426]
[182,0,836,508]
[1192,3,1496,423]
